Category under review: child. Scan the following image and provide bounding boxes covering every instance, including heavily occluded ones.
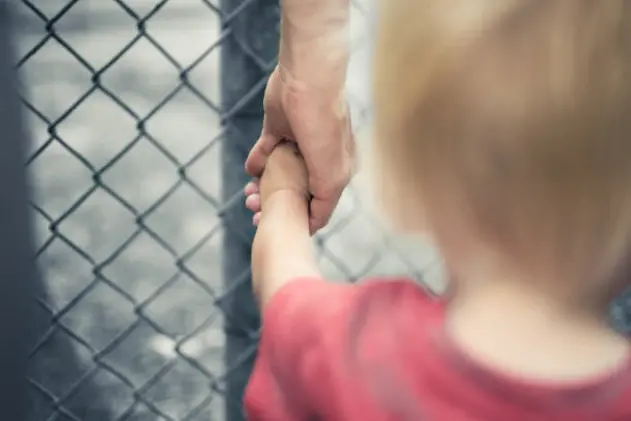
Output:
[244,1,631,420]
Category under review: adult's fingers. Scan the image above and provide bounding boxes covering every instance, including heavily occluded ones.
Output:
[309,187,344,235]
[245,130,279,177]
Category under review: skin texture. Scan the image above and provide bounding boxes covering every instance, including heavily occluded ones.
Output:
[247,0,631,388]
[247,143,320,307]
[245,0,354,234]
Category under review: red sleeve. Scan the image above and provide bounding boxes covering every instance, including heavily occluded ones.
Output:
[243,278,355,420]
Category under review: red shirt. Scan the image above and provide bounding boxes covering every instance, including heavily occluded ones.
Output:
[244,278,631,420]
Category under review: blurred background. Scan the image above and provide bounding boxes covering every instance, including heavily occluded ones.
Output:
[15,1,441,420]
[13,1,631,420]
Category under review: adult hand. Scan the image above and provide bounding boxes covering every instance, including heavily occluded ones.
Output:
[245,65,355,234]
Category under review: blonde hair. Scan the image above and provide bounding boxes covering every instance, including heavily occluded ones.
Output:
[374,0,631,292]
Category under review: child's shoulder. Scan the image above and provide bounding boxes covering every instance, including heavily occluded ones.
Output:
[342,277,445,357]
[354,276,440,302]
[264,277,444,330]
[267,276,442,326]
[249,277,446,419]
[349,277,444,320]
[262,276,444,353]
[353,277,444,311]
[247,277,443,420]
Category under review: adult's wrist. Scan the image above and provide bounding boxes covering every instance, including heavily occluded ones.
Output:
[277,60,346,99]
[278,31,349,91]
[281,0,350,28]
[279,0,350,89]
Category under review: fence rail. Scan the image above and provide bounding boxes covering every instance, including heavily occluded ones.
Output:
[9,0,631,420]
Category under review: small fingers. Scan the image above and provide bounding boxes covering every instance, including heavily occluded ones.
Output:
[244,179,260,196]
[245,131,279,177]
[245,193,261,213]
[245,180,262,225]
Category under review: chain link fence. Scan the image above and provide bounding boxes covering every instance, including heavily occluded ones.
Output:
[11,0,631,420]
[14,1,439,420]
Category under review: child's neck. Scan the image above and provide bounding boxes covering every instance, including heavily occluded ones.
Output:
[446,280,630,383]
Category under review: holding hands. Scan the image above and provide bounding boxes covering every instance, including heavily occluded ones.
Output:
[245,0,353,233]
[244,65,354,234]
[245,141,310,226]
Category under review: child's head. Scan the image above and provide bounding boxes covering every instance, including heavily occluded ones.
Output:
[373,1,631,299]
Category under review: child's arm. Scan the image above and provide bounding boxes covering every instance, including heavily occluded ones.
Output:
[252,190,320,307]
[249,143,322,307]
[245,144,357,420]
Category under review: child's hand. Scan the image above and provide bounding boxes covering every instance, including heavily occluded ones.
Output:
[259,142,309,201]
[247,142,319,306]
[245,142,309,225]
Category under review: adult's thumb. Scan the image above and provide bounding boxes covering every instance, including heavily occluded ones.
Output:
[309,191,343,235]
[245,132,279,177]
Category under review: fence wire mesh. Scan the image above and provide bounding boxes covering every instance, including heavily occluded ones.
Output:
[12,0,631,420]
[14,1,437,420]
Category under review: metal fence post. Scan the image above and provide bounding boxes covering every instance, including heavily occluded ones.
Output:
[0,2,37,420]
[221,1,279,420]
